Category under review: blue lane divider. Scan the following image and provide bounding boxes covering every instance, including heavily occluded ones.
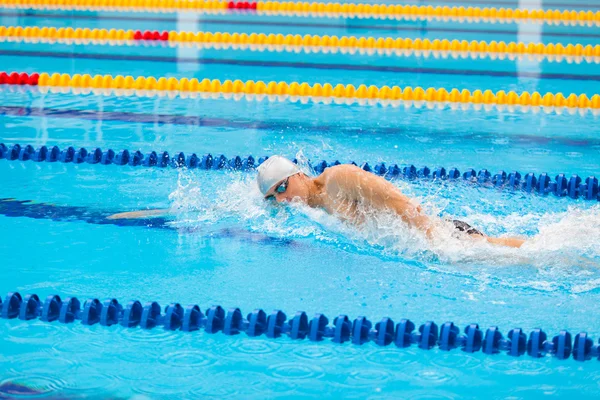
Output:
[1,143,599,202]
[1,291,599,362]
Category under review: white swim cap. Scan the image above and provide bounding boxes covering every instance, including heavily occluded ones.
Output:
[257,155,301,196]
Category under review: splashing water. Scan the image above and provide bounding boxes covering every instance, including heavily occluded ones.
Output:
[167,168,600,275]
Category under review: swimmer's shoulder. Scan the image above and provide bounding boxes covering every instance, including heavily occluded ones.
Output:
[322,164,363,177]
[315,164,365,193]
[316,164,361,183]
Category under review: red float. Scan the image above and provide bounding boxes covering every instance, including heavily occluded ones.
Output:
[28,73,39,85]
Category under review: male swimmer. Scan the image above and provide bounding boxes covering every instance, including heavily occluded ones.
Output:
[256,156,525,248]
[109,155,525,248]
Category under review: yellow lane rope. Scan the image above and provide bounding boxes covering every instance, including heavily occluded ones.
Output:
[2,72,598,114]
[0,0,599,26]
[2,26,599,64]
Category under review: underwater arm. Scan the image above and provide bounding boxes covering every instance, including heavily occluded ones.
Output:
[106,209,171,220]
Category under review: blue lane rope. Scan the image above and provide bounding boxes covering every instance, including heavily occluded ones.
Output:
[1,291,598,362]
[1,143,599,202]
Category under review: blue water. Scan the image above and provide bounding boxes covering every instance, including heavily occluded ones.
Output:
[1,2,600,398]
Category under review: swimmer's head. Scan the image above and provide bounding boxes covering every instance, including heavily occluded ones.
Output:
[257,156,303,199]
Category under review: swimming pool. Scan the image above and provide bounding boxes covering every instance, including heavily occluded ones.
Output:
[1,0,600,397]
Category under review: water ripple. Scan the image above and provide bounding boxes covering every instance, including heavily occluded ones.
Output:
[292,344,335,360]
[192,371,298,397]
[484,358,552,376]
[267,362,325,380]
[403,390,461,400]
[230,338,282,355]
[7,351,77,374]
[121,327,181,344]
[411,367,457,385]
[345,369,392,387]
[53,337,100,355]
[62,371,118,393]
[189,378,239,397]
[4,321,69,345]
[430,352,482,370]
[159,350,218,368]
[364,348,419,367]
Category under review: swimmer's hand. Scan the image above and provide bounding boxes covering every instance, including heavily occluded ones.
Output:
[106,209,170,220]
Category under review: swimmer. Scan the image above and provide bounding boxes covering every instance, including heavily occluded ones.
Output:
[255,156,525,248]
[109,155,525,248]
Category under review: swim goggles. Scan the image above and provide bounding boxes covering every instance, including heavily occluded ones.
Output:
[266,177,289,200]
[275,177,289,194]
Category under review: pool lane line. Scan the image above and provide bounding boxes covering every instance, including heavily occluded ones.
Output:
[368,0,600,9]
[0,198,296,245]
[1,0,599,26]
[1,71,600,114]
[2,143,599,201]
[2,26,599,65]
[3,12,600,40]
[1,291,598,363]
[1,103,596,149]
[4,49,600,83]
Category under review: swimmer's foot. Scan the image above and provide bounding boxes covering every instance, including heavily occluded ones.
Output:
[107,209,170,220]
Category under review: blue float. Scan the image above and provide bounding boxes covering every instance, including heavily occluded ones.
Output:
[100,298,122,327]
[81,298,102,325]
[266,310,286,339]
[439,321,459,351]
[527,328,547,358]
[59,297,80,323]
[122,300,143,328]
[492,171,506,187]
[140,301,161,329]
[164,303,184,331]
[483,326,503,355]
[463,324,483,353]
[332,314,351,344]
[205,305,225,334]
[309,313,328,342]
[395,319,415,348]
[1,291,599,363]
[289,311,309,340]
[19,294,40,321]
[1,143,598,203]
[223,307,243,335]
[182,304,203,332]
[375,317,395,346]
[418,321,438,350]
[246,309,267,337]
[2,292,22,319]
[41,295,62,322]
[572,332,593,362]
[433,167,447,180]
[553,330,573,360]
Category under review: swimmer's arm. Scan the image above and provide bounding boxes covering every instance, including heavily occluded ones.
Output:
[485,236,526,248]
[332,166,528,248]
[106,209,171,220]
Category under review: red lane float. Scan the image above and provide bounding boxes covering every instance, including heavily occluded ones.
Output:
[133,30,169,41]
[227,1,257,10]
[0,72,39,85]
